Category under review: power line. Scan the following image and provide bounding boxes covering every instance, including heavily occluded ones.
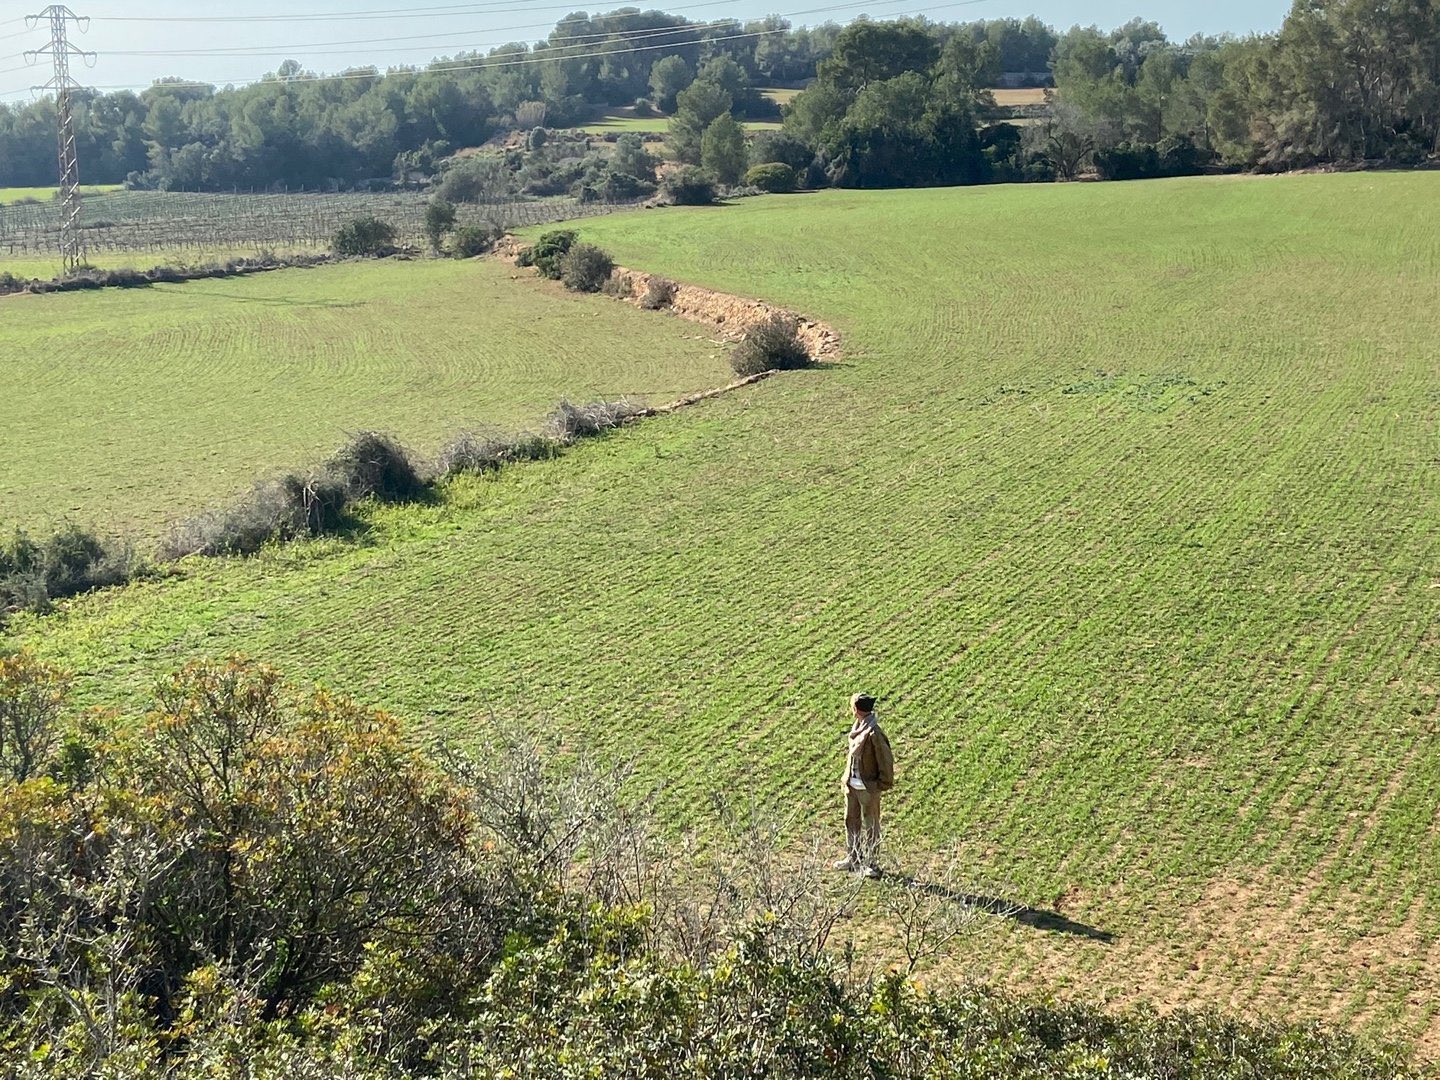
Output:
[24,4,94,270]
[101,13,769,60]
[93,0,683,23]
[5,0,992,101]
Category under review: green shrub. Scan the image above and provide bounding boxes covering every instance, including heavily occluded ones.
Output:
[745,162,798,193]
[661,166,717,206]
[559,243,615,292]
[422,198,457,253]
[452,222,501,259]
[528,228,578,278]
[332,216,397,257]
[748,130,815,172]
[730,313,812,376]
[0,524,135,622]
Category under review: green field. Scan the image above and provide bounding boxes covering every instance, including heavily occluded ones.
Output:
[0,246,325,280]
[8,173,1440,1052]
[574,112,783,136]
[0,184,123,205]
[0,258,730,538]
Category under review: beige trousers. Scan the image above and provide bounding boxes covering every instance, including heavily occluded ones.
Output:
[845,786,881,864]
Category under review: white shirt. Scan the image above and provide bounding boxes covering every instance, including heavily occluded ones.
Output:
[848,715,875,790]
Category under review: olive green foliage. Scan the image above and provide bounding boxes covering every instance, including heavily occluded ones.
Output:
[450,221,502,258]
[331,216,398,257]
[164,400,649,559]
[648,54,693,113]
[0,524,134,625]
[669,79,734,165]
[437,400,641,478]
[784,22,991,188]
[434,155,516,204]
[660,165,717,205]
[609,132,657,184]
[524,228,578,279]
[746,162,798,193]
[161,431,422,559]
[730,313,812,376]
[422,197,457,253]
[1051,4,1440,169]
[748,130,815,172]
[559,242,616,293]
[0,656,1416,1078]
[700,113,748,186]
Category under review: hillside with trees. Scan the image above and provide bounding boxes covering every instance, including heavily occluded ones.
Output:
[2,0,1433,195]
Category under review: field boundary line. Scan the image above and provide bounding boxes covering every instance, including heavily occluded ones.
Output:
[493,236,844,361]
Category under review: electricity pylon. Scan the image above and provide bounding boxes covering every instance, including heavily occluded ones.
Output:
[25,5,95,271]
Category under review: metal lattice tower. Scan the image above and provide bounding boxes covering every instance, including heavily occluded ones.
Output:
[25,6,94,271]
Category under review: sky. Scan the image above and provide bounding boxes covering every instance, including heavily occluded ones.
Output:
[0,0,1293,105]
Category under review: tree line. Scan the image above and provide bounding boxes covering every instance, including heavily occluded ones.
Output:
[0,1,1434,194]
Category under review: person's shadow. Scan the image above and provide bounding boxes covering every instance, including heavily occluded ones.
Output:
[890,874,1115,944]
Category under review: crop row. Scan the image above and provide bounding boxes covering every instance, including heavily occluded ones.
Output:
[0,189,643,261]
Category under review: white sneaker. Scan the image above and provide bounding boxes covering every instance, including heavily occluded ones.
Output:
[860,864,882,879]
[833,857,857,872]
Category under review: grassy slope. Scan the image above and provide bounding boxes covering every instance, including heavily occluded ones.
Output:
[10,173,1440,1047]
[0,258,730,537]
[0,247,325,279]
[573,114,783,135]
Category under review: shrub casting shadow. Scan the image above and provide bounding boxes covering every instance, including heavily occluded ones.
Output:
[892,874,1115,943]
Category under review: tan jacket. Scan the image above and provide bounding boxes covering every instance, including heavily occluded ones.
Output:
[843,718,895,794]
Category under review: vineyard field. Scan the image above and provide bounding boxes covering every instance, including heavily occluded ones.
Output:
[9,172,1440,1053]
[0,188,643,269]
[0,258,730,538]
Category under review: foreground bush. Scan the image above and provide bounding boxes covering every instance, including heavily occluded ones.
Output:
[332,216,397,257]
[0,656,1417,1079]
[559,242,615,292]
[730,312,813,376]
[0,523,135,624]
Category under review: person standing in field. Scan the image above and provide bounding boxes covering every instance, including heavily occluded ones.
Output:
[835,693,894,878]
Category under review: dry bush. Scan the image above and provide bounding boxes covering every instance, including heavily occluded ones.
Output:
[436,429,559,476]
[558,242,615,293]
[602,271,635,299]
[639,276,677,310]
[730,313,812,376]
[161,472,351,559]
[543,398,644,443]
[325,431,426,502]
